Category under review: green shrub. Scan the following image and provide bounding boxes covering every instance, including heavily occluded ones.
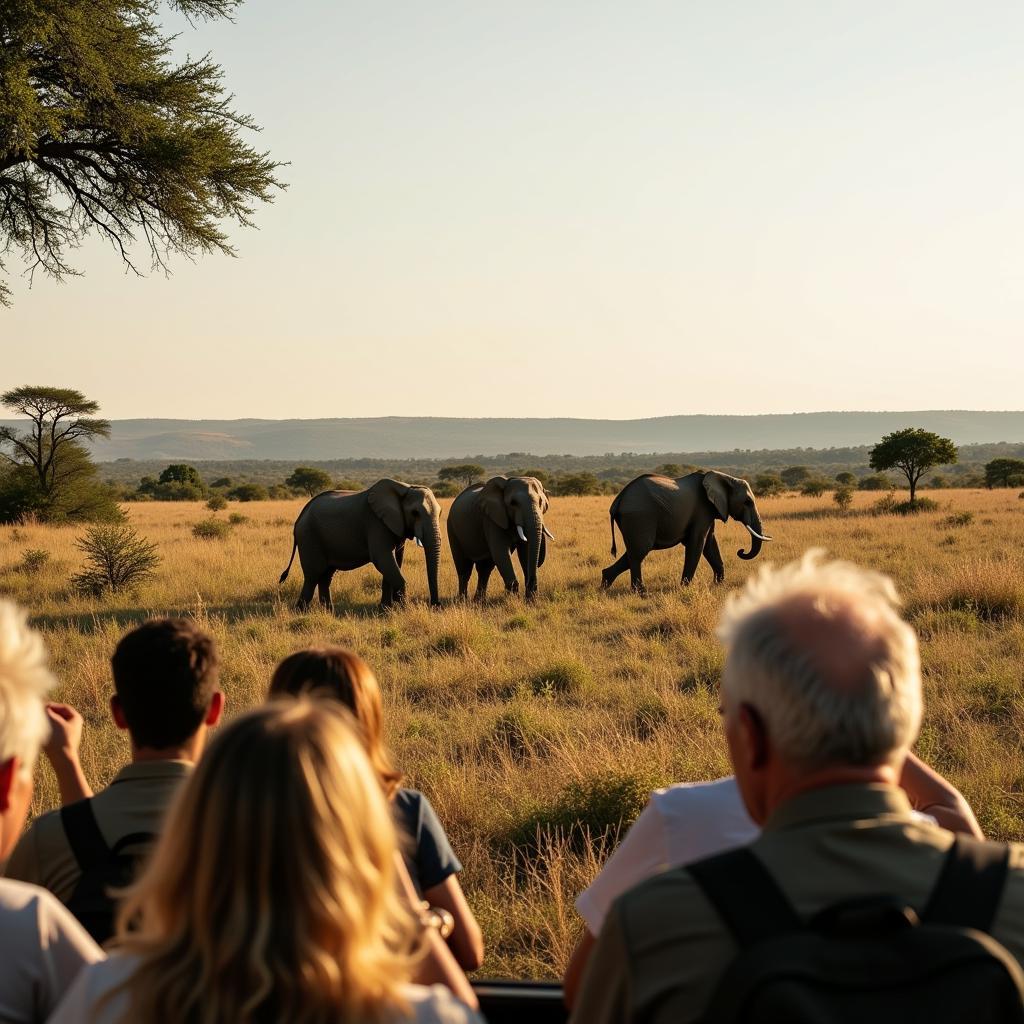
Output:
[630,693,670,741]
[507,769,662,851]
[942,511,974,528]
[227,513,249,526]
[529,660,593,698]
[484,706,554,760]
[833,486,854,511]
[228,484,268,502]
[800,479,829,498]
[72,524,160,596]
[873,495,938,516]
[192,518,231,540]
[859,474,895,491]
[504,614,531,632]
[19,548,50,574]
[206,495,227,512]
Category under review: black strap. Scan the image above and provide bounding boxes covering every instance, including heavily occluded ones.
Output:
[922,834,1010,933]
[687,847,802,947]
[60,799,109,870]
[109,832,157,857]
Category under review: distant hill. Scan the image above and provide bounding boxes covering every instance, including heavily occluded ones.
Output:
[2,411,1023,461]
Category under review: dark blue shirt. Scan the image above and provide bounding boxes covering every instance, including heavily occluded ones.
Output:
[393,788,462,894]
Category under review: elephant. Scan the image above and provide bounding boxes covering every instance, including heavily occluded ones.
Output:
[279,479,442,610]
[600,471,771,594]
[447,475,554,601]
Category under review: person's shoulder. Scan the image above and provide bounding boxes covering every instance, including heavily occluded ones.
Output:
[649,775,744,817]
[400,983,485,1023]
[0,875,76,915]
[395,788,424,810]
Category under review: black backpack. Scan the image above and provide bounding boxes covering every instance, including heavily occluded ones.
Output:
[60,798,156,945]
[687,835,1024,1024]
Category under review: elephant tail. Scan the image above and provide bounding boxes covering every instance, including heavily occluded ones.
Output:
[610,511,619,557]
[279,541,297,584]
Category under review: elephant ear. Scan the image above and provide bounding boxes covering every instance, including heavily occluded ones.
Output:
[367,479,409,537]
[703,472,730,522]
[479,477,509,530]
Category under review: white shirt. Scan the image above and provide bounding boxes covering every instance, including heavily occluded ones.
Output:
[50,952,485,1024]
[0,877,104,1024]
[575,777,757,935]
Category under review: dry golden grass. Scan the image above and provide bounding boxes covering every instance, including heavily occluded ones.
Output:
[2,488,1023,977]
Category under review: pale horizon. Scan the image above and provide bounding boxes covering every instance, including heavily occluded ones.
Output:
[3,1,1022,420]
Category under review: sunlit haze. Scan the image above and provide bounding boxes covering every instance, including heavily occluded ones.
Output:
[3,1,1022,420]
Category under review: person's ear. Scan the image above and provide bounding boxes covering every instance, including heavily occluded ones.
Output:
[205,690,225,727]
[739,703,769,770]
[110,695,129,731]
[0,756,17,812]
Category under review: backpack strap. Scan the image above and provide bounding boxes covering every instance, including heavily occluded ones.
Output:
[922,834,1010,933]
[60,799,110,870]
[109,832,157,857]
[687,847,802,947]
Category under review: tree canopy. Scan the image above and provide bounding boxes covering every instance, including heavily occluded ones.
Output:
[286,465,333,496]
[0,0,284,304]
[159,464,203,487]
[0,386,119,521]
[869,428,958,502]
[439,464,486,488]
[984,458,1024,488]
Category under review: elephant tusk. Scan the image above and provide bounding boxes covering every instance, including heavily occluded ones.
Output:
[414,536,424,548]
[543,526,555,541]
[516,525,528,542]
[744,523,772,542]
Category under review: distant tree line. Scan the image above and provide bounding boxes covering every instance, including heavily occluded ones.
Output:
[4,387,1022,525]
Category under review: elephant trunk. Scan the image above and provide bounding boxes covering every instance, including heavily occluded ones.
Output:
[525,508,543,598]
[424,520,442,606]
[737,508,769,561]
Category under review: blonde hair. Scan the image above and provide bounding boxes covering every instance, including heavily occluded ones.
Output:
[268,648,403,799]
[717,550,922,769]
[0,600,54,777]
[109,701,419,1024]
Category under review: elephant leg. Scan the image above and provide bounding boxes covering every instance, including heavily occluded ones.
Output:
[681,530,710,585]
[382,543,404,606]
[601,552,630,589]
[371,549,406,608]
[702,532,725,584]
[296,574,318,611]
[474,559,495,601]
[628,553,648,596]
[317,569,335,611]
[492,546,519,595]
[451,540,474,600]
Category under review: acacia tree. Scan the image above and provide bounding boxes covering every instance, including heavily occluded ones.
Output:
[869,428,958,503]
[286,465,333,496]
[439,464,486,488]
[0,0,284,305]
[0,386,118,521]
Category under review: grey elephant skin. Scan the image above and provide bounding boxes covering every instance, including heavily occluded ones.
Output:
[279,479,443,610]
[447,476,553,600]
[601,471,771,594]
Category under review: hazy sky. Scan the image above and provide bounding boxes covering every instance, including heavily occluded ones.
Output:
[3,1,1022,419]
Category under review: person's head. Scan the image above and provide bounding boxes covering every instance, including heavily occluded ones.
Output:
[0,600,55,858]
[268,647,402,798]
[110,618,223,759]
[716,550,922,824]
[112,701,417,1023]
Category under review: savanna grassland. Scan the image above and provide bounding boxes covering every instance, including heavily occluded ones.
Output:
[2,490,1024,978]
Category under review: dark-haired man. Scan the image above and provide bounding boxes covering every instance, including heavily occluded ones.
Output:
[5,619,224,910]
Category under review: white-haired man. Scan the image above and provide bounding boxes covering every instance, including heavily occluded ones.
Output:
[570,552,1024,1024]
[0,600,102,1022]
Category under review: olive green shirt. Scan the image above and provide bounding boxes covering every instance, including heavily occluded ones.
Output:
[4,761,191,905]
[571,784,1024,1024]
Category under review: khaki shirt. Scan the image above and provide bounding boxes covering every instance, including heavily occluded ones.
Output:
[571,784,1024,1024]
[4,761,191,904]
